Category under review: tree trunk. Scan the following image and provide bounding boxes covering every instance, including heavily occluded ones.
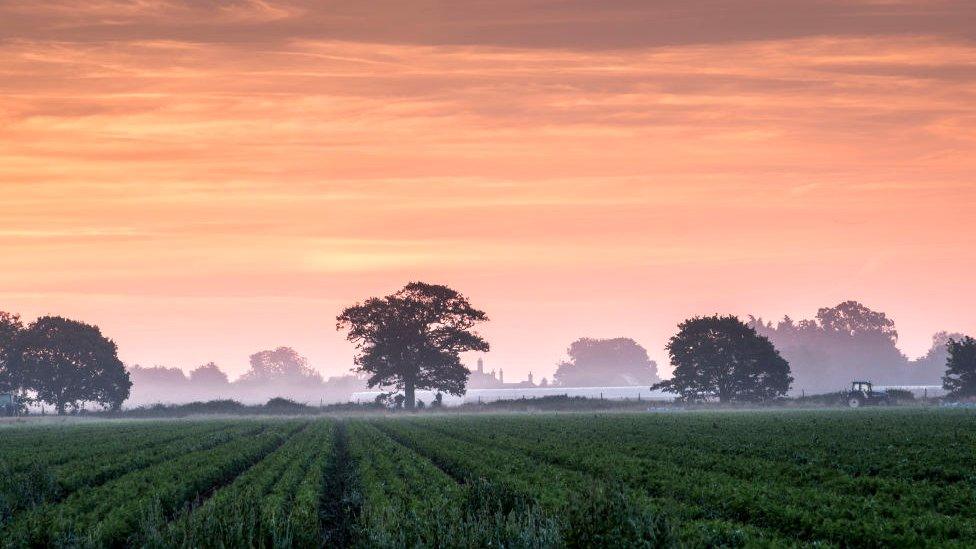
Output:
[405,381,416,409]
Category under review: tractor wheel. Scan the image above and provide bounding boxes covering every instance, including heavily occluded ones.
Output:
[848,396,863,408]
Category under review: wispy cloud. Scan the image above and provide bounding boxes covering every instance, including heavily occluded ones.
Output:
[1,1,974,371]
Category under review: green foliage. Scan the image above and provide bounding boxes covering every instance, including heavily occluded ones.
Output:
[884,388,915,403]
[18,316,131,413]
[337,281,490,408]
[944,336,976,399]
[0,420,301,546]
[563,485,673,548]
[3,411,976,547]
[150,421,335,548]
[263,397,308,413]
[0,463,58,526]
[347,421,560,547]
[655,315,792,402]
[0,312,24,394]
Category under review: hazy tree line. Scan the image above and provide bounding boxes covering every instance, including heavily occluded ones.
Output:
[749,300,968,394]
[3,292,974,412]
[547,301,969,396]
[127,348,367,406]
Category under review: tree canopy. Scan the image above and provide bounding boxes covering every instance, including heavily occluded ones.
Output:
[189,362,230,386]
[943,336,976,400]
[18,316,131,413]
[553,337,659,387]
[128,364,188,386]
[816,300,897,340]
[242,347,322,384]
[911,331,968,384]
[336,281,489,408]
[0,311,24,393]
[653,315,792,403]
[749,300,908,393]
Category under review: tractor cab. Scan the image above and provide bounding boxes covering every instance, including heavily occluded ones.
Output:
[0,393,17,416]
[847,380,889,408]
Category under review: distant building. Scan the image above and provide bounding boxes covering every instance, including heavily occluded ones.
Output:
[351,385,672,406]
[467,357,536,390]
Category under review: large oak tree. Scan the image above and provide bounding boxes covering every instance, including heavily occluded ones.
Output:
[653,315,792,403]
[337,282,489,408]
[18,316,132,413]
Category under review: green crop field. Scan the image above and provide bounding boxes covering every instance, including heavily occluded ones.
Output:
[2,409,975,548]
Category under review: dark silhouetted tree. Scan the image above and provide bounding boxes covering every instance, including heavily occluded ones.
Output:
[750,300,908,393]
[553,337,659,387]
[19,316,131,413]
[943,336,976,400]
[0,311,24,393]
[189,362,230,386]
[242,347,322,384]
[653,315,792,403]
[337,281,489,409]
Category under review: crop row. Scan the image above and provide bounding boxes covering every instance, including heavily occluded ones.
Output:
[345,420,563,547]
[1,421,219,472]
[399,411,976,546]
[137,420,336,548]
[4,410,975,548]
[1,420,306,547]
[0,421,261,527]
[434,412,976,508]
[371,419,760,547]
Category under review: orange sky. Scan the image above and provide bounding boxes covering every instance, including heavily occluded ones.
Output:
[1,1,975,381]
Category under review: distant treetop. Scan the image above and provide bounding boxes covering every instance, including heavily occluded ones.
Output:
[553,337,659,387]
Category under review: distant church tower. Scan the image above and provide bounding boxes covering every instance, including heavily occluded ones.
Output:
[528,371,534,385]
[499,368,504,383]
[477,357,484,374]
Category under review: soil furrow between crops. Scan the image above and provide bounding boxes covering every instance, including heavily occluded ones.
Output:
[319,421,361,548]
[158,421,309,528]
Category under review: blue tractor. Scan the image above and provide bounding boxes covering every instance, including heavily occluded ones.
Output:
[847,381,890,408]
[0,393,18,416]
